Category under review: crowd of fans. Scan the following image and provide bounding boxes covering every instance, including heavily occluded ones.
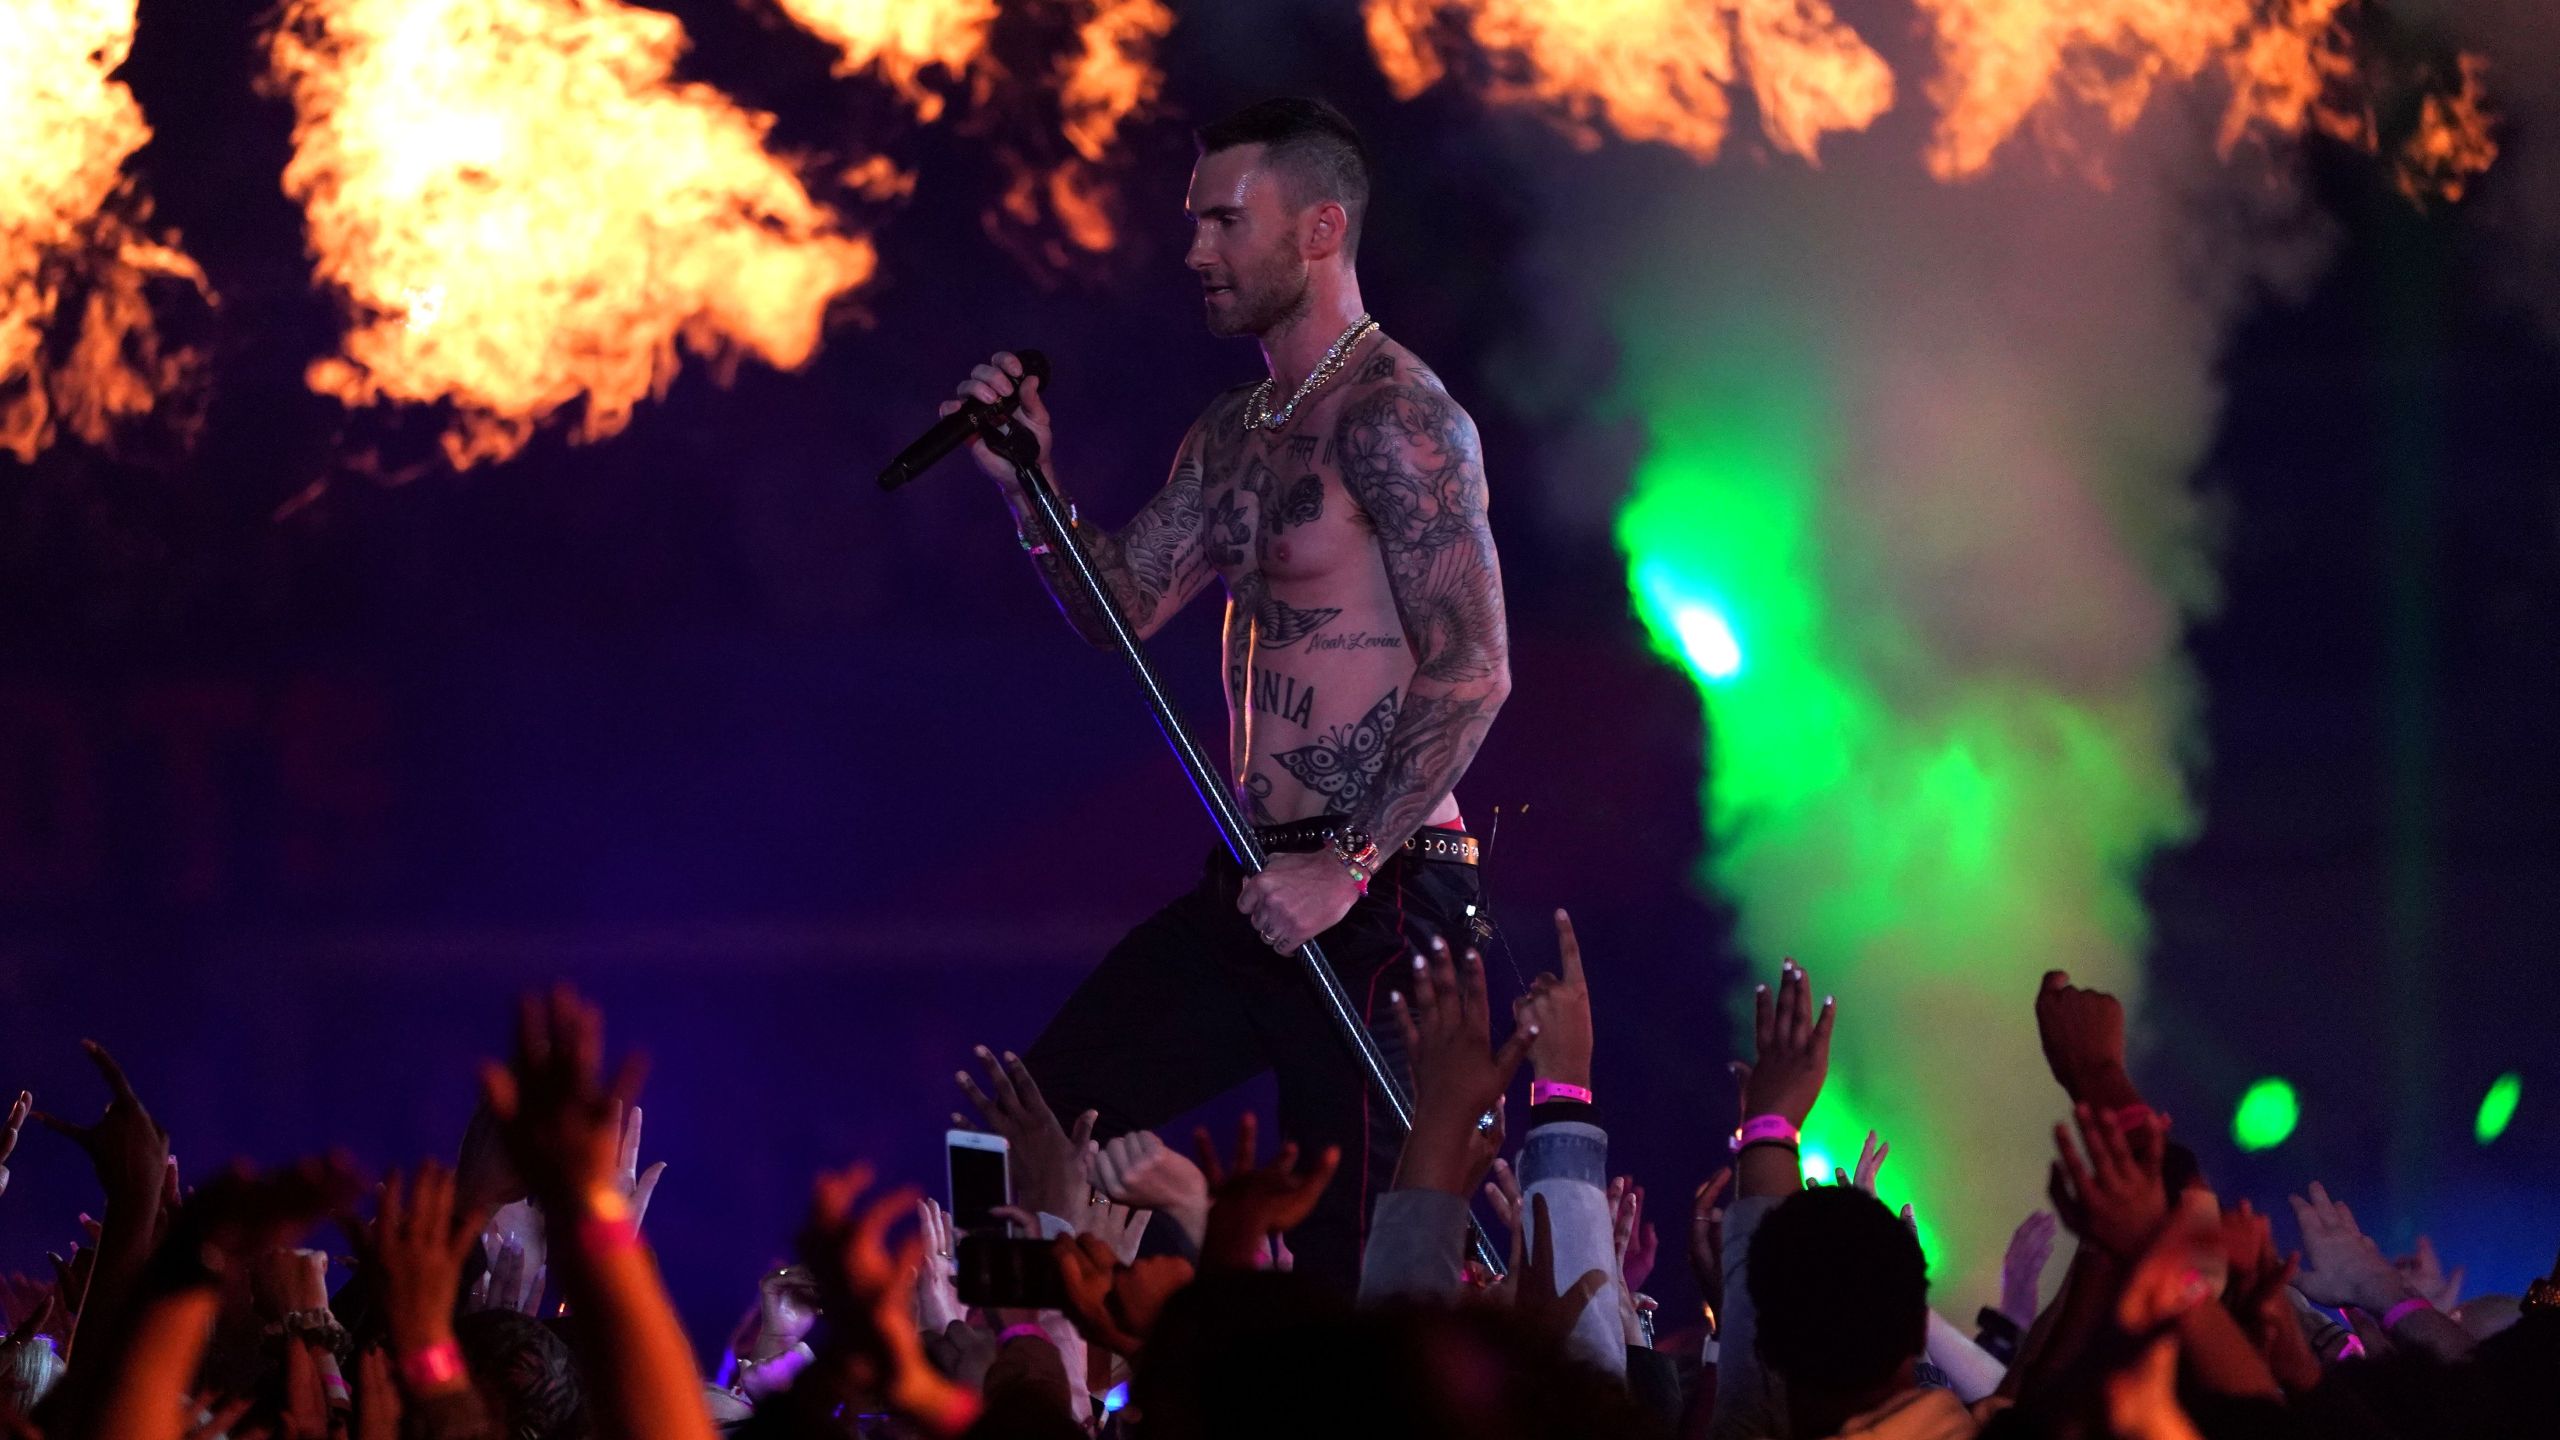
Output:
[0,912,2550,1439]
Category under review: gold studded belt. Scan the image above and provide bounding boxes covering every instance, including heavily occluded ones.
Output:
[1255,818,1480,867]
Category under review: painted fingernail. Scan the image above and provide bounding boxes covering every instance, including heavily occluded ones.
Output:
[1413,953,1427,971]
[1756,984,1768,994]
[1825,996,1835,1007]
[1003,1052,1019,1063]
[1389,991,1404,1006]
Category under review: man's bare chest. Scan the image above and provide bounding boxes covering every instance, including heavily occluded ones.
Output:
[1195,423,1376,587]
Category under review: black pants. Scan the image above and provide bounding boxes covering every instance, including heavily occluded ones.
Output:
[1022,846,1483,1288]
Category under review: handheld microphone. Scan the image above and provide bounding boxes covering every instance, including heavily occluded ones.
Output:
[878,350,1051,491]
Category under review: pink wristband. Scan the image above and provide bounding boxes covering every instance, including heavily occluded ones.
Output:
[2380,1296,2435,1330]
[1729,1114,1801,1153]
[997,1323,1050,1345]
[399,1339,465,1392]
[1530,1079,1593,1106]
[577,1213,642,1257]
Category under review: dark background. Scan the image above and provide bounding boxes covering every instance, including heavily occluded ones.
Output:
[2,0,2554,1349]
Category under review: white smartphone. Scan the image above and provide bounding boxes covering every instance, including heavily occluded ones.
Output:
[945,1129,1012,1234]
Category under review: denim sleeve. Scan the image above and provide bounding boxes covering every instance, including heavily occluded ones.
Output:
[1356,1188,1471,1306]
[1707,1193,1785,1440]
[1517,1119,1628,1380]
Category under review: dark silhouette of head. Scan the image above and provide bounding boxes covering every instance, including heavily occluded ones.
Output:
[455,1308,587,1440]
[1748,1185,1929,1410]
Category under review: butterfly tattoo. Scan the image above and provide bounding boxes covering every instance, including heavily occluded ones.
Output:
[1272,690,1400,810]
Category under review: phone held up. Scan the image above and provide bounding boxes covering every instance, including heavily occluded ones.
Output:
[945,1127,1069,1309]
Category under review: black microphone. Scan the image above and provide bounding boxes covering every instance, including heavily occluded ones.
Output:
[878,350,1051,491]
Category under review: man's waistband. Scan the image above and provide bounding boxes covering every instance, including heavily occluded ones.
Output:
[1255,818,1480,867]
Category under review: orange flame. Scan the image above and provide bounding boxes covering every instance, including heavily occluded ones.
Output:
[766,0,999,121]
[988,0,1174,273]
[1,0,212,463]
[267,0,881,470]
[1360,0,1892,164]
[2397,54,2498,206]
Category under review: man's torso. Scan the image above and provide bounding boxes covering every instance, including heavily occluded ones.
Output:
[1190,337,1465,831]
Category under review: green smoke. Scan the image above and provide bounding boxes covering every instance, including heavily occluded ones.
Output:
[1601,138,2254,1293]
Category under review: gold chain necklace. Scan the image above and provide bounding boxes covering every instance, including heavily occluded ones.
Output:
[1243,314,1378,431]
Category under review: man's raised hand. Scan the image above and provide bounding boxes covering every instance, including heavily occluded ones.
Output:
[1511,910,1593,1089]
[1388,935,1534,1196]
[1194,1114,1339,1271]
[2035,972,2144,1112]
[1738,959,1834,1130]
[34,1042,169,1205]
[955,1047,1093,1224]
[942,351,1053,483]
[478,987,647,1214]
[0,1091,27,1200]
[2001,1210,2061,1326]
[2049,1104,2168,1262]
[1090,1131,1209,1248]
[2287,1182,2415,1315]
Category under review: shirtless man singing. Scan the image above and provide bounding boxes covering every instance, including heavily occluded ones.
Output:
[939,97,1510,1283]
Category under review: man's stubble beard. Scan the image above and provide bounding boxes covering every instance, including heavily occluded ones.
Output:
[1207,246,1311,340]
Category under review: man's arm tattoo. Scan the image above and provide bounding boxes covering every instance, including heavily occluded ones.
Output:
[1032,445,1208,644]
[1332,379,1511,848]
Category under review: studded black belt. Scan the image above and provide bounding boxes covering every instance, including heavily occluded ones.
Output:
[1254,818,1481,867]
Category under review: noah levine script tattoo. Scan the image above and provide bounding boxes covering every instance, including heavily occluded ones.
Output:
[1330,372,1510,848]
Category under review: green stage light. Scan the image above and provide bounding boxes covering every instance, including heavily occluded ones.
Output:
[2232,1077,2299,1152]
[2476,1073,2521,1145]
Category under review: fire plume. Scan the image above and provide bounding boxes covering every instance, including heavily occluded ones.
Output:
[267,0,881,470]
[990,0,1176,272]
[766,0,999,121]
[1360,0,1892,164]
[2397,54,2498,206]
[1,0,211,463]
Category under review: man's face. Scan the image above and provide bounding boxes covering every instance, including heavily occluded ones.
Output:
[1185,145,1311,339]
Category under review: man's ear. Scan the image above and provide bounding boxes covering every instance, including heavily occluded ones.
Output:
[1305,200,1349,260]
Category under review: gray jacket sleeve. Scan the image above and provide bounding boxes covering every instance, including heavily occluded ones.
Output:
[1707,1193,1787,1440]
[1356,1188,1472,1306]
[1517,1118,1628,1380]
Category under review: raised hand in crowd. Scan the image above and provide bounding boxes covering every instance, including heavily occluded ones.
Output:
[0,1093,27,1202]
[2049,1103,2170,1262]
[2394,1233,2464,1313]
[468,1202,545,1317]
[1735,958,1833,1200]
[1088,1131,1209,1251]
[2035,970,2147,1113]
[66,1157,358,1440]
[371,1162,487,1401]
[1515,1193,1609,1348]
[911,1199,965,1338]
[1606,1177,1657,1345]
[1193,1114,1339,1272]
[479,986,714,1440]
[2288,1180,2475,1362]
[2000,1209,2060,1328]
[1513,909,1594,1092]
[31,1043,173,1362]
[1389,935,1535,1197]
[1687,1166,1731,1322]
[797,1164,977,1436]
[956,1047,1095,1226]
[2218,1199,2320,1394]
[1053,1233,1193,1359]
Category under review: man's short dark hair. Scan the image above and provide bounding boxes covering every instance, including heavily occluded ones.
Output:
[455,1309,587,1440]
[1747,1185,1930,1396]
[1195,97,1373,260]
